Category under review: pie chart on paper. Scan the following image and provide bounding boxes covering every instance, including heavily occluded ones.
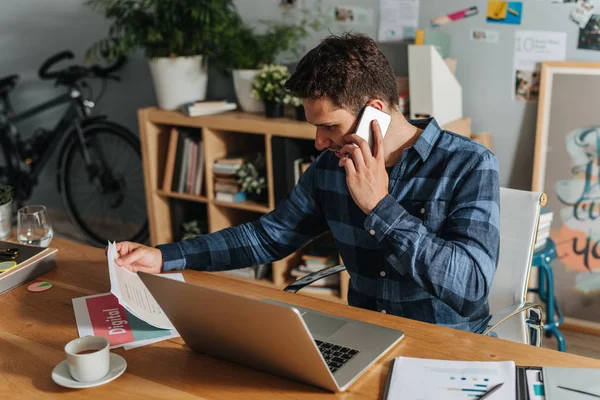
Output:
[28,281,52,292]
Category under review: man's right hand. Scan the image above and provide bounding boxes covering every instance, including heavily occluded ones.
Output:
[113,242,164,274]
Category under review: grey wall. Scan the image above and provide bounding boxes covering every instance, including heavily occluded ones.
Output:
[419,0,600,189]
[0,0,156,208]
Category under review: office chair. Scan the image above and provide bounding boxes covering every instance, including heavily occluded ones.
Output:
[284,188,545,347]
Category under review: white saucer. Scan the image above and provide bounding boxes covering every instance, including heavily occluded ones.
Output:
[52,353,127,389]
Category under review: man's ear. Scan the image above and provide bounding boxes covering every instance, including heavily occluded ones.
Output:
[366,99,385,111]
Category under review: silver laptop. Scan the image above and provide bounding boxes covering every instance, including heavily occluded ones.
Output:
[138,272,404,392]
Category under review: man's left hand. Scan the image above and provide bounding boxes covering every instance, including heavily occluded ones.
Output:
[339,120,389,214]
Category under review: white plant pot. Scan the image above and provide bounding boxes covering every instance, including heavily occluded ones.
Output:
[0,200,12,240]
[232,69,265,113]
[149,55,208,110]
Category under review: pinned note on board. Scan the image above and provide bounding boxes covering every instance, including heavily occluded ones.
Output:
[487,1,523,25]
[431,6,479,28]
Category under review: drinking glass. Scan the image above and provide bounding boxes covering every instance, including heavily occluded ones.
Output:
[17,205,54,247]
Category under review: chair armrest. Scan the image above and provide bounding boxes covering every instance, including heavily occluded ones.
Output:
[283,264,347,294]
[485,302,544,346]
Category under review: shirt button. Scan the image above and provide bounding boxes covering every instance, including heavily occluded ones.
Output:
[369,229,376,236]
[380,271,386,277]
[420,207,425,214]
[381,310,387,314]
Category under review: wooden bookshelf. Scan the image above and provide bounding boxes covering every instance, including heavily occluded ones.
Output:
[139,107,350,302]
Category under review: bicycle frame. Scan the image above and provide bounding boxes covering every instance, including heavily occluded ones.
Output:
[4,86,96,184]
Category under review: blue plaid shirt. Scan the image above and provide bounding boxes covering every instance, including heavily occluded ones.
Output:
[158,118,500,333]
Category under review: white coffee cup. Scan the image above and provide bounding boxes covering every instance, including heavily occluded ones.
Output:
[64,336,110,382]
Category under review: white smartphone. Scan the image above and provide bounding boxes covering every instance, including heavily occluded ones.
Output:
[355,105,392,153]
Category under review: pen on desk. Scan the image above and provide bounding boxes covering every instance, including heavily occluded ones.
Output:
[478,382,504,399]
[558,386,600,398]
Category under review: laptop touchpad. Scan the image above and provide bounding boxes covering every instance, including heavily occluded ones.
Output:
[302,312,346,337]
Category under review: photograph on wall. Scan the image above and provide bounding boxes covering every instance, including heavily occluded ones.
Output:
[513,30,567,101]
[487,1,523,25]
[532,63,600,325]
[570,0,594,28]
[579,14,600,50]
[332,6,374,27]
[470,29,500,43]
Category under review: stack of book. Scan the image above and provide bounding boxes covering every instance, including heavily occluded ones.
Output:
[535,208,554,251]
[170,130,205,196]
[290,245,340,295]
[213,155,247,203]
[179,100,237,117]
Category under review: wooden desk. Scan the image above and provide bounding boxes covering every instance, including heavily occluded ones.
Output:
[1,237,599,399]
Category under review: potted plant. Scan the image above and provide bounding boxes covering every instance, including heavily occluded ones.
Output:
[236,153,267,203]
[0,185,13,240]
[181,219,208,240]
[86,0,239,110]
[224,3,325,113]
[252,65,291,119]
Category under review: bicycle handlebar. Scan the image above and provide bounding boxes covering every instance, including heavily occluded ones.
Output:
[38,50,126,83]
[38,50,74,79]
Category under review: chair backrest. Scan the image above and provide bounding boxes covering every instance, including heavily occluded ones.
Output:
[488,188,543,343]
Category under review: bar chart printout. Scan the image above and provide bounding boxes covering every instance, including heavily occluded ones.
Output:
[384,357,516,400]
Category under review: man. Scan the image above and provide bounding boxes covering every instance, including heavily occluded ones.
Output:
[115,33,500,334]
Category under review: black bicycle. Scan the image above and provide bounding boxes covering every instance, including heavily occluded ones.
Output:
[0,50,148,247]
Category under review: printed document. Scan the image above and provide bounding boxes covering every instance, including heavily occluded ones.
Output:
[385,356,516,400]
[107,241,176,330]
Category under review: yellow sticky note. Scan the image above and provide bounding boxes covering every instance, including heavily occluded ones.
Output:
[487,1,508,20]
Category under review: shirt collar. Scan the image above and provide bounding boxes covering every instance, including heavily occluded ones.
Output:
[408,117,442,161]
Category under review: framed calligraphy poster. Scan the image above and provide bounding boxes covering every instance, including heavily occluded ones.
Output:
[533,61,600,328]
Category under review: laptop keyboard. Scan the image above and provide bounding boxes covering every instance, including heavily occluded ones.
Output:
[314,340,359,373]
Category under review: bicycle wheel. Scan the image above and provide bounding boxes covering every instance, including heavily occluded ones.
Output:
[59,121,148,247]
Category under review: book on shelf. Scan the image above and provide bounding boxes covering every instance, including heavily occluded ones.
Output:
[164,128,205,196]
[298,286,340,296]
[222,264,271,280]
[215,191,247,203]
[179,100,237,117]
[534,208,554,251]
[213,154,248,175]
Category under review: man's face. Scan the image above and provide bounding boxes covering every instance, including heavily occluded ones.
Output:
[303,97,358,157]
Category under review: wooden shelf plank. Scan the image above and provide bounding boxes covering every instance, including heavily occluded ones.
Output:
[146,107,316,140]
[157,190,208,203]
[212,199,271,213]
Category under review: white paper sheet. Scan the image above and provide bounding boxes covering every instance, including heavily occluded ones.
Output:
[385,356,516,400]
[378,0,420,42]
[513,30,567,101]
[107,241,176,330]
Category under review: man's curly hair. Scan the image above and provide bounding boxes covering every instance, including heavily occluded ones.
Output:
[285,33,398,116]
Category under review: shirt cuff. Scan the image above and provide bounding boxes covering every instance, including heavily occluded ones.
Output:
[363,194,407,242]
[156,242,187,272]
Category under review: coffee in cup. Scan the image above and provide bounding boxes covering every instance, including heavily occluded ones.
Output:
[64,336,110,382]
